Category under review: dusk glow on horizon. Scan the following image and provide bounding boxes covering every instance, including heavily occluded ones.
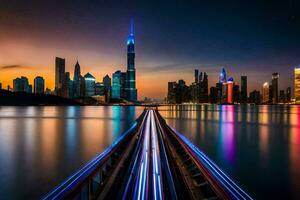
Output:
[1,0,300,99]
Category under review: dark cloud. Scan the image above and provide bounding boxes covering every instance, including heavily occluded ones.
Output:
[0,65,26,70]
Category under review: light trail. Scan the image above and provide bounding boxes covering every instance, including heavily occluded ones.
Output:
[150,110,163,200]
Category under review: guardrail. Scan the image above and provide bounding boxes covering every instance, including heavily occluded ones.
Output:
[42,122,137,200]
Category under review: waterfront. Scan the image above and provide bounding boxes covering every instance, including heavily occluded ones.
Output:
[0,105,299,199]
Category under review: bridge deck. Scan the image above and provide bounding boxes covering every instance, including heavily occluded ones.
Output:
[42,108,252,200]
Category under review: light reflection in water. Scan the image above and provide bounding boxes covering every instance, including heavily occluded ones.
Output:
[159,104,300,200]
[0,106,143,199]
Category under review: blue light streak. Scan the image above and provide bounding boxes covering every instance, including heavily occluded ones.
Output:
[170,126,253,200]
[41,122,137,200]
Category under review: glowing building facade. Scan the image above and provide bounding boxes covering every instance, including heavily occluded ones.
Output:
[125,20,137,101]
[295,67,300,102]
[227,77,234,104]
[262,82,270,104]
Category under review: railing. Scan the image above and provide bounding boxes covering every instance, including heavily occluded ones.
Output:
[169,125,253,200]
[41,122,137,200]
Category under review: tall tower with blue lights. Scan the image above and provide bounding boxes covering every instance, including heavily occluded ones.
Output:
[125,19,137,101]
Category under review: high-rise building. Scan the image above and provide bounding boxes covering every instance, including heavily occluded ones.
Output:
[55,57,65,95]
[125,20,137,101]
[194,69,199,83]
[241,76,247,103]
[112,70,122,99]
[295,67,300,102]
[227,77,234,104]
[95,82,105,95]
[34,76,45,94]
[286,87,292,102]
[73,61,81,98]
[279,90,285,103]
[84,73,95,97]
[249,90,261,104]
[167,82,177,104]
[0,82,2,90]
[262,82,270,104]
[219,67,227,83]
[272,73,279,104]
[103,75,111,102]
[233,84,240,103]
[13,76,29,92]
[62,72,71,98]
[210,86,218,103]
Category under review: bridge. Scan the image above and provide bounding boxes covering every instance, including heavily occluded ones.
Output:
[42,108,252,200]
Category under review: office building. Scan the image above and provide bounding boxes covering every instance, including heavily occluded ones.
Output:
[112,71,122,99]
[194,69,199,83]
[286,87,291,102]
[272,73,279,104]
[103,74,112,102]
[295,67,300,102]
[262,82,270,104]
[13,76,29,92]
[279,90,285,103]
[249,90,261,104]
[241,76,247,103]
[227,77,234,104]
[34,76,45,94]
[84,73,95,97]
[73,61,81,98]
[55,57,65,95]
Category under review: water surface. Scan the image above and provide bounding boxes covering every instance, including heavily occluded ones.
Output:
[0,105,299,199]
[158,105,300,199]
[0,106,143,199]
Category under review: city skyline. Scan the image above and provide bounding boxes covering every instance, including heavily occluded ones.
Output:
[1,1,300,98]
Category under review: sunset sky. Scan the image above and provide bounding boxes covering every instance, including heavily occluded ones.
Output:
[0,0,300,99]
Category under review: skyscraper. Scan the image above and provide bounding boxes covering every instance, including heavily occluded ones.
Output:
[241,76,247,103]
[55,57,65,95]
[112,70,122,99]
[125,20,137,101]
[73,61,81,98]
[103,74,112,102]
[272,73,279,104]
[286,87,291,102]
[34,76,45,94]
[84,73,95,97]
[219,67,227,84]
[295,67,300,102]
[262,82,270,104]
[194,69,199,83]
[227,77,234,104]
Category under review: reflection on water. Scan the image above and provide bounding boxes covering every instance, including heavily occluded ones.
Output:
[158,105,300,200]
[0,106,143,199]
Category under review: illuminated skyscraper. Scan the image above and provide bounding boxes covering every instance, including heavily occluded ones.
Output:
[125,20,137,101]
[227,77,234,104]
[295,67,300,102]
[112,70,122,99]
[272,73,279,104]
[219,67,227,84]
[262,82,270,104]
[34,76,44,94]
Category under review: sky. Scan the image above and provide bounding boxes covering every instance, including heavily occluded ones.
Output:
[0,0,300,99]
